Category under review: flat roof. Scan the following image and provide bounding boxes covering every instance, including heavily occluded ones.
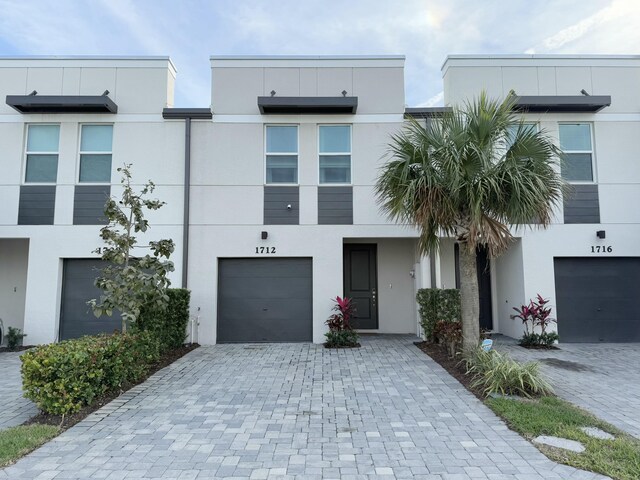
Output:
[442,54,640,72]
[210,55,405,68]
[210,55,405,60]
[0,55,177,74]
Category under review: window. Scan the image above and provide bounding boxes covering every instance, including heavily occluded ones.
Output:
[25,125,60,183]
[266,125,298,184]
[319,125,351,184]
[506,122,537,148]
[559,124,593,182]
[79,125,113,183]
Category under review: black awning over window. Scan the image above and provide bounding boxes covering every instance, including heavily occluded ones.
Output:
[258,96,357,114]
[513,95,611,113]
[6,95,118,114]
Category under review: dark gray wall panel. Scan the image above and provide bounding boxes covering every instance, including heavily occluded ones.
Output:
[60,259,121,341]
[318,186,353,225]
[217,258,313,342]
[18,185,56,225]
[554,257,640,342]
[564,184,600,224]
[73,185,110,225]
[264,186,299,225]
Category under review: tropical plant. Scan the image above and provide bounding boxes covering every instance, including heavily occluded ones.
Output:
[512,294,558,347]
[88,164,175,333]
[6,327,26,350]
[416,288,460,341]
[324,296,359,348]
[376,92,565,351]
[433,320,462,357]
[464,348,553,397]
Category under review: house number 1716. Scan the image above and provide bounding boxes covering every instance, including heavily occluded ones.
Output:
[255,246,276,254]
[591,245,612,253]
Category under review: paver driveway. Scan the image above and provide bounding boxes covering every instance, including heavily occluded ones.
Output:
[2,335,607,479]
[497,336,640,439]
[0,351,38,430]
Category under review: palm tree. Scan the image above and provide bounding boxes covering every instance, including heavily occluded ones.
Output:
[376,92,565,351]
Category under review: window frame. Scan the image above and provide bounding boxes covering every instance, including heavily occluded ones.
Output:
[77,123,114,185]
[558,122,596,184]
[317,124,353,186]
[23,123,60,184]
[264,124,299,185]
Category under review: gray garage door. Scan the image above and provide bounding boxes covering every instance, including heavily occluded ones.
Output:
[554,257,640,343]
[59,259,121,340]
[217,258,312,343]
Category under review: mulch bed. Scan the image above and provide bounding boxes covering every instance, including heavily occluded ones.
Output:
[414,341,485,400]
[519,344,559,350]
[23,343,199,431]
[0,346,34,353]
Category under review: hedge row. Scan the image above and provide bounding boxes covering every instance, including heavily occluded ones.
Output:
[21,332,161,415]
[416,288,461,340]
[21,288,191,415]
[135,288,190,350]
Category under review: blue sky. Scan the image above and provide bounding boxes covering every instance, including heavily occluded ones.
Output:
[0,0,638,107]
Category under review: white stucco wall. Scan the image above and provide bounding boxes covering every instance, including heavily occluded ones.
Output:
[0,239,29,339]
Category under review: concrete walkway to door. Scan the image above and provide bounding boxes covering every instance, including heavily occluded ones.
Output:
[2,336,607,479]
[0,351,38,430]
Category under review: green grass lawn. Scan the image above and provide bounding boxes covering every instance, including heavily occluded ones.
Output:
[0,424,59,467]
[487,396,640,480]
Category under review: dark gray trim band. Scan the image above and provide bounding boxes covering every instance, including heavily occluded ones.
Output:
[6,95,118,113]
[514,95,611,113]
[162,108,212,119]
[404,107,451,118]
[258,96,357,114]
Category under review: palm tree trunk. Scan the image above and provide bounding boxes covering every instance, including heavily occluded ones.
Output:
[459,244,480,352]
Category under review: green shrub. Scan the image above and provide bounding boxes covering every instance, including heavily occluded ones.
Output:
[519,331,559,348]
[433,320,462,357]
[7,327,26,349]
[21,332,160,415]
[464,348,553,398]
[416,288,460,340]
[135,289,190,350]
[325,330,359,348]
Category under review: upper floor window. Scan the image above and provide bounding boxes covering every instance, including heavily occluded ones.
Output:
[559,124,593,182]
[25,124,60,183]
[506,122,537,148]
[79,125,113,183]
[266,125,298,184]
[319,125,351,184]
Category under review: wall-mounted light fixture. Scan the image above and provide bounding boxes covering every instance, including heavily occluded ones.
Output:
[409,269,416,278]
[286,204,292,210]
[596,230,606,239]
[261,231,268,240]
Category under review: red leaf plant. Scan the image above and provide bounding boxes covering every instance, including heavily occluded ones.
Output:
[512,294,556,335]
[325,296,356,332]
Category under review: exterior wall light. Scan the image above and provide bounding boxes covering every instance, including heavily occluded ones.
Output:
[596,230,606,239]
[261,231,268,240]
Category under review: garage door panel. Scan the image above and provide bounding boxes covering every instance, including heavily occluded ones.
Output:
[60,259,121,341]
[219,277,312,300]
[554,257,640,343]
[217,258,313,343]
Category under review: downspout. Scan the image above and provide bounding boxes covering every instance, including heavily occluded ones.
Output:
[162,108,212,290]
[182,118,191,289]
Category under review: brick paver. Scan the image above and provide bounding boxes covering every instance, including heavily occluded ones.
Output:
[496,335,640,439]
[2,335,608,479]
[0,351,38,430]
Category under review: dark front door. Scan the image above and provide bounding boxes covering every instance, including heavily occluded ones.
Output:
[554,257,640,342]
[217,258,313,343]
[476,246,493,330]
[344,244,378,329]
[455,244,493,330]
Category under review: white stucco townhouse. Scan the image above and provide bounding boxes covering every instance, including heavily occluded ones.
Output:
[0,54,638,345]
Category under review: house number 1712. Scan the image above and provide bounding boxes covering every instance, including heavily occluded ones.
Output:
[591,245,612,253]
[255,246,276,254]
